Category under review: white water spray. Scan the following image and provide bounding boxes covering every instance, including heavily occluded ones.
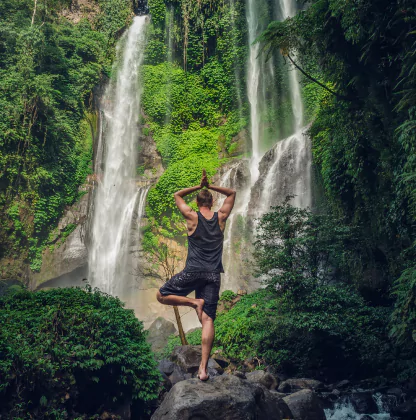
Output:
[89,16,148,296]
[246,0,262,184]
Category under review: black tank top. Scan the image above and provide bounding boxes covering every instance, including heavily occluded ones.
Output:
[184,211,224,273]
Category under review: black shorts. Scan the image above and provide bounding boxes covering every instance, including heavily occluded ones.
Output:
[159,271,221,320]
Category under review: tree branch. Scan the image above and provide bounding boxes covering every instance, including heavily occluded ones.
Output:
[31,0,37,25]
[287,54,352,101]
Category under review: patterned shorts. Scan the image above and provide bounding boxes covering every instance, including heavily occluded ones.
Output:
[159,271,221,320]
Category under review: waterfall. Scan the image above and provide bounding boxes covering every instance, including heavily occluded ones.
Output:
[324,393,392,420]
[216,160,251,291]
[88,16,148,297]
[246,0,262,183]
[250,130,311,217]
[244,0,311,217]
[280,0,304,131]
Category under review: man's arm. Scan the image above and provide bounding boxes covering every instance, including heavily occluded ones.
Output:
[209,185,236,220]
[173,185,201,219]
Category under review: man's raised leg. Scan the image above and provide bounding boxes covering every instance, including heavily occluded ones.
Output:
[198,311,214,381]
[156,291,204,323]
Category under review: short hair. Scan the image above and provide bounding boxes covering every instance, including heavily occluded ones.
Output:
[196,189,213,207]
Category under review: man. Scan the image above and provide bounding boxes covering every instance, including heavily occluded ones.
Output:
[156,170,236,381]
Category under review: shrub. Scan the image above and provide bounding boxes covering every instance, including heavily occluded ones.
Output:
[219,290,237,302]
[0,287,160,419]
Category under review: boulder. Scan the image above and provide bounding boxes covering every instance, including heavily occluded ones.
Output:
[386,387,404,399]
[349,392,378,414]
[391,397,416,419]
[335,379,350,389]
[158,359,176,377]
[159,371,172,392]
[246,370,279,390]
[151,374,292,420]
[168,365,186,387]
[233,371,247,379]
[170,345,223,375]
[278,378,324,393]
[211,353,230,369]
[283,389,326,420]
[147,317,177,353]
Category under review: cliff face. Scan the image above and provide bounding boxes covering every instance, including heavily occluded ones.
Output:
[32,117,164,291]
[61,0,100,24]
[30,192,90,290]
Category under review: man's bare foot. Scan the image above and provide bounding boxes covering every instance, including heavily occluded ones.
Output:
[197,369,209,381]
[194,298,205,323]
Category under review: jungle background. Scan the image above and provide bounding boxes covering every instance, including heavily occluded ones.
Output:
[0,0,416,418]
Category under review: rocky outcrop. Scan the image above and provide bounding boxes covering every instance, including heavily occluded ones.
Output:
[349,392,379,414]
[31,193,90,290]
[283,389,326,420]
[151,374,292,420]
[170,345,224,375]
[146,317,177,352]
[137,130,164,184]
[246,370,279,390]
[61,0,100,24]
[278,378,324,393]
[218,129,249,159]
[392,396,416,419]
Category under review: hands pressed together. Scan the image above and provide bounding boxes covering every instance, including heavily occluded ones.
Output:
[200,169,209,189]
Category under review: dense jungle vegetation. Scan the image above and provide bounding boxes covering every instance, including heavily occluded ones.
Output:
[0,286,160,418]
[0,0,133,276]
[1,0,416,415]
[158,0,416,382]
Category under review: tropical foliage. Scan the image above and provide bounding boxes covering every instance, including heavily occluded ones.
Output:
[0,0,132,276]
[0,286,160,419]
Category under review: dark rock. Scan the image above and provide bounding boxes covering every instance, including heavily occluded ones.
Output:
[159,371,172,392]
[283,389,326,420]
[158,359,175,376]
[151,374,292,420]
[335,379,350,389]
[212,353,230,369]
[350,392,378,414]
[233,371,247,379]
[168,365,186,386]
[207,367,222,378]
[270,391,287,399]
[170,345,223,375]
[208,358,223,374]
[258,388,293,419]
[246,370,279,390]
[387,387,404,399]
[361,416,375,420]
[278,378,324,393]
[391,397,416,419]
[147,317,177,353]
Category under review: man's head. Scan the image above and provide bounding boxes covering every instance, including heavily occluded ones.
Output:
[196,189,213,208]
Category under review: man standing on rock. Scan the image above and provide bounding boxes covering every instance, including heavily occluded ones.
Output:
[157,170,236,381]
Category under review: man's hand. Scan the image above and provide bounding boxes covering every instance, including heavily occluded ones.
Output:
[200,169,209,189]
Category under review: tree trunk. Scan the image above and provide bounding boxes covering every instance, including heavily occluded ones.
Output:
[31,0,37,25]
[173,306,188,345]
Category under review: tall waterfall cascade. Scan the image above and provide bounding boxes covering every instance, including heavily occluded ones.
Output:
[88,16,148,298]
[217,0,312,291]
